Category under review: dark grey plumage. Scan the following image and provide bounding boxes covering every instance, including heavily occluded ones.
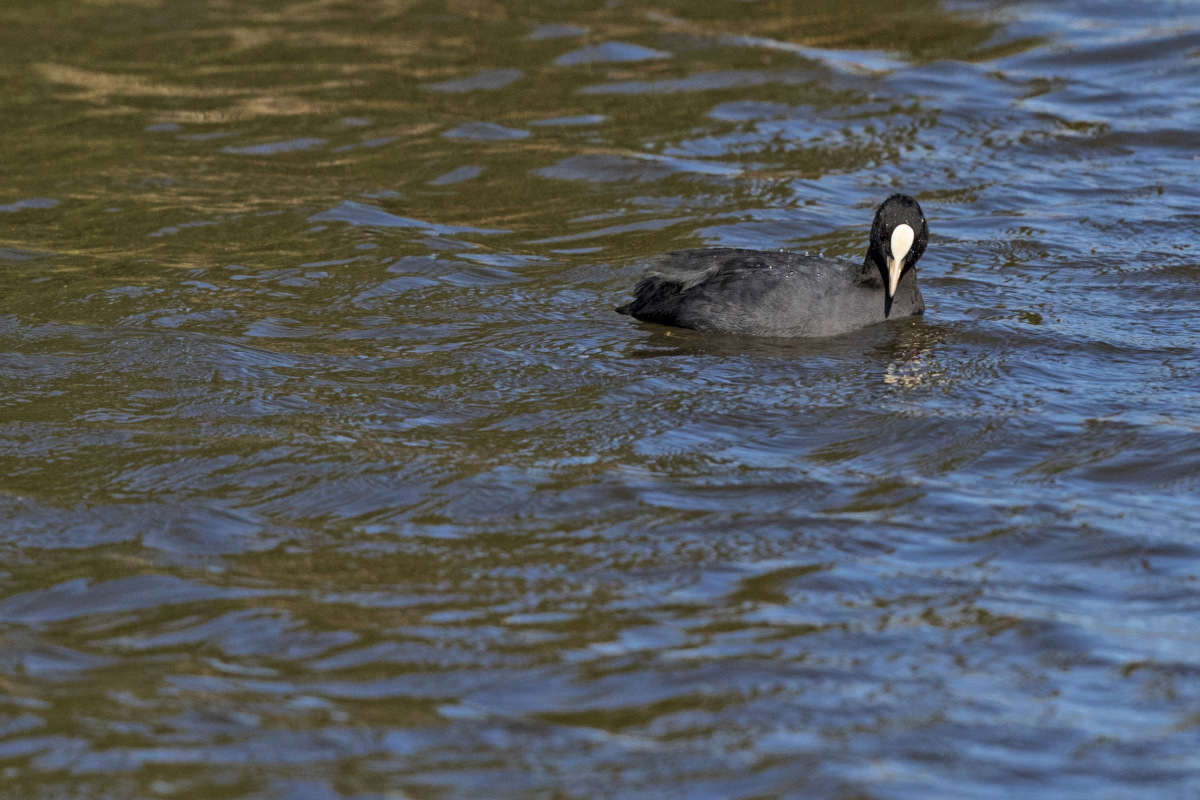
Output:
[617,194,929,338]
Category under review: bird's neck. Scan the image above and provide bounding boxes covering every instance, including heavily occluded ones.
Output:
[858,250,886,288]
[890,266,923,316]
[861,251,922,315]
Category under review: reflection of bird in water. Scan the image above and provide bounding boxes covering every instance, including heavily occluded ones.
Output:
[880,326,946,389]
[618,194,929,338]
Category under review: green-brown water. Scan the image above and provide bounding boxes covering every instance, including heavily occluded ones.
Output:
[3,1,1200,797]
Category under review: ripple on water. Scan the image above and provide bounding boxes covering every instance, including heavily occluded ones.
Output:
[421,68,525,93]
[221,138,327,155]
[0,197,59,212]
[553,41,673,66]
[308,201,509,235]
[443,121,530,141]
[3,1,1200,798]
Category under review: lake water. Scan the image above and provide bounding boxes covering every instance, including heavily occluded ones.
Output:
[2,0,1200,797]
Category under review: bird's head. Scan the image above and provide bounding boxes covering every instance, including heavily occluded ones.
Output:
[870,194,928,298]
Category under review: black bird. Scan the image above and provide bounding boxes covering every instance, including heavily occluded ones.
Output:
[617,194,929,338]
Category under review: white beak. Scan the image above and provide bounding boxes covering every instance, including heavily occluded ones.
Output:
[888,223,915,298]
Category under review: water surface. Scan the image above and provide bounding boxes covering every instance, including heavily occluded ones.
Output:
[2,0,1200,797]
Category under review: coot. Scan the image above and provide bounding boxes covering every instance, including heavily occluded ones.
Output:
[617,194,929,337]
